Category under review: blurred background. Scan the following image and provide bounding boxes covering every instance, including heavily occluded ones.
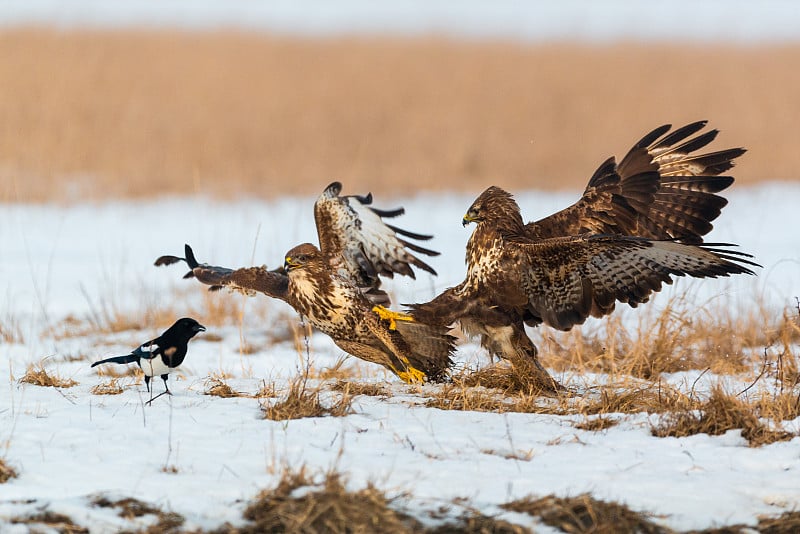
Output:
[1,0,799,202]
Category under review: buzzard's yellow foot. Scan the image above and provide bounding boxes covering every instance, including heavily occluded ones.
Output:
[372,305,415,330]
[395,366,426,384]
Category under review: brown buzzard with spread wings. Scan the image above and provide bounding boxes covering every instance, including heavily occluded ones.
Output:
[156,182,454,383]
[409,121,758,390]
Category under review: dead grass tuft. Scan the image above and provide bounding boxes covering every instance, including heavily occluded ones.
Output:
[204,376,246,398]
[91,378,125,395]
[261,375,354,421]
[502,494,669,534]
[92,496,185,533]
[233,468,421,534]
[462,360,562,396]
[20,363,77,388]
[652,386,796,447]
[10,511,89,534]
[574,416,619,432]
[331,380,390,397]
[0,458,17,483]
[430,513,532,533]
[583,384,693,416]
[757,511,800,534]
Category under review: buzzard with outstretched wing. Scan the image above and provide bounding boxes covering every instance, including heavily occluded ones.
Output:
[156,182,454,383]
[409,122,758,390]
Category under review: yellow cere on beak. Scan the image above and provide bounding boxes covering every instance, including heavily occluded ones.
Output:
[462,214,473,227]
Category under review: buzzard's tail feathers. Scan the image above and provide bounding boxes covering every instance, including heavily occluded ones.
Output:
[91,354,139,367]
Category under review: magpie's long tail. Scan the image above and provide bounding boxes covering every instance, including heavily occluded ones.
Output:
[91,354,139,367]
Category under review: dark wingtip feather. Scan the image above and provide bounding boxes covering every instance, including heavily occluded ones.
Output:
[371,207,405,218]
[182,271,195,279]
[635,123,672,148]
[154,255,182,267]
[386,223,433,241]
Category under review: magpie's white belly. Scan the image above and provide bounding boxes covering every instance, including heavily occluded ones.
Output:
[140,357,172,377]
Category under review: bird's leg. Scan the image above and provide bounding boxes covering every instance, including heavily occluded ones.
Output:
[372,305,415,331]
[162,375,172,396]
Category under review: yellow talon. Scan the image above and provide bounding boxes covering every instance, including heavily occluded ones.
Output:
[372,305,415,330]
[396,366,426,384]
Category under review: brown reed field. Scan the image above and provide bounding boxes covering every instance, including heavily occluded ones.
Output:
[1,28,799,203]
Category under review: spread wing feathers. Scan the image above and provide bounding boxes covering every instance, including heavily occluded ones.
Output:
[527,121,743,243]
[520,235,758,331]
[313,182,439,288]
[156,244,289,299]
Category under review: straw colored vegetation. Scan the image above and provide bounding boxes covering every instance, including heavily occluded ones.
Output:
[1,29,798,204]
[90,378,125,395]
[19,363,78,388]
[0,458,17,484]
[260,375,354,421]
[91,496,185,532]
[502,494,668,534]
[203,375,246,398]
[9,511,89,534]
[217,467,531,534]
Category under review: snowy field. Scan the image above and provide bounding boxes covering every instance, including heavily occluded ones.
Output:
[1,183,800,532]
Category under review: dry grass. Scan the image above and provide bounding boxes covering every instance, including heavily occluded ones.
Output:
[260,375,354,421]
[90,378,125,395]
[331,380,390,398]
[204,375,246,398]
[19,363,77,388]
[651,386,796,447]
[10,511,89,534]
[230,468,420,534]
[502,494,669,534]
[0,458,17,483]
[223,467,532,534]
[1,29,798,204]
[92,496,185,532]
[540,294,779,380]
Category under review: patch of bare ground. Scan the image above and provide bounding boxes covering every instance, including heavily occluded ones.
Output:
[1,29,799,204]
[0,458,17,483]
[502,494,670,534]
[19,363,77,388]
[260,375,354,421]
[10,511,89,534]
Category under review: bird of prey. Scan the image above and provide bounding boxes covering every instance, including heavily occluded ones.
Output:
[408,121,759,390]
[91,317,206,404]
[155,182,454,383]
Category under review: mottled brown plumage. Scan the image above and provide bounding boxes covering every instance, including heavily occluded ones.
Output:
[410,122,757,390]
[156,183,454,382]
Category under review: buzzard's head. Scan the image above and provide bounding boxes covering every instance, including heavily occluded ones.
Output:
[284,243,322,273]
[462,186,523,230]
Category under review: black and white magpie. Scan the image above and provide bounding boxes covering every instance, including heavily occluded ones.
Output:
[91,317,206,404]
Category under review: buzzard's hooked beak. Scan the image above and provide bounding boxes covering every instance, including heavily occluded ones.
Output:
[284,256,296,271]
[462,215,474,227]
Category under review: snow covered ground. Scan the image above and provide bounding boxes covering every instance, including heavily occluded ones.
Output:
[1,182,800,532]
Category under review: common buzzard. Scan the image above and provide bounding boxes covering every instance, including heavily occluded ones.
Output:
[409,121,758,390]
[156,182,454,383]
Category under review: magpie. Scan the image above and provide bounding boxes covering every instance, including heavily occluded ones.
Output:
[91,317,206,404]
